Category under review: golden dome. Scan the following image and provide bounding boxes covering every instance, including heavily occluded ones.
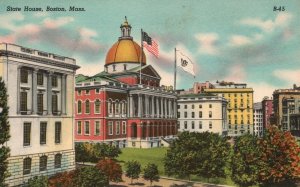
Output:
[105,17,146,66]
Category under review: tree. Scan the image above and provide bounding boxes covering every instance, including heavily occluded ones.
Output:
[143,163,160,187]
[231,134,261,187]
[48,170,76,187]
[0,77,10,186]
[93,143,121,159]
[74,166,109,187]
[75,142,89,163]
[125,160,141,184]
[257,126,300,186]
[164,131,230,181]
[195,132,230,181]
[27,176,48,187]
[96,158,123,183]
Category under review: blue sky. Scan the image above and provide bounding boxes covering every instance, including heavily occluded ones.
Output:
[0,0,299,102]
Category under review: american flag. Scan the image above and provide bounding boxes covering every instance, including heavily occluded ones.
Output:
[142,31,159,58]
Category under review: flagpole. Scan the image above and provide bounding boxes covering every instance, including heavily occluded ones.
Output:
[140,29,143,85]
[174,48,177,91]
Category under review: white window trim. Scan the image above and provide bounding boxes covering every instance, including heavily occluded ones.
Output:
[77,100,82,114]
[122,121,126,134]
[94,99,101,114]
[77,121,82,135]
[116,121,120,135]
[85,100,90,114]
[108,121,113,135]
[85,90,90,95]
[84,121,90,135]
[95,88,100,94]
[95,120,101,136]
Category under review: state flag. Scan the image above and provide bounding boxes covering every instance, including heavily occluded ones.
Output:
[177,51,195,77]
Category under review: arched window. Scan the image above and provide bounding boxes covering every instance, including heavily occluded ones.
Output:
[39,155,47,171]
[122,102,126,114]
[77,100,82,114]
[115,102,120,114]
[54,154,62,168]
[85,100,90,114]
[95,99,101,114]
[23,157,32,175]
[108,100,113,114]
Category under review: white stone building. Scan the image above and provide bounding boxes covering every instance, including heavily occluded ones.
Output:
[0,43,79,186]
[177,94,228,135]
[253,102,263,137]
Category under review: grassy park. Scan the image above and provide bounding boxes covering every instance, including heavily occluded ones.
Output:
[117,147,236,186]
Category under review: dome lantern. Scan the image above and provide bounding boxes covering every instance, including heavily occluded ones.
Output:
[120,16,132,39]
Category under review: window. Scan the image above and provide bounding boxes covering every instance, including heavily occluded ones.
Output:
[77,100,82,114]
[20,91,27,112]
[199,104,202,108]
[184,121,187,129]
[184,112,187,118]
[85,100,90,114]
[115,102,120,114]
[39,156,47,171]
[86,90,90,95]
[199,111,202,118]
[122,102,126,114]
[85,121,90,135]
[108,101,113,114]
[177,112,180,118]
[184,105,187,109]
[54,154,62,168]
[209,104,212,108]
[77,121,82,135]
[23,157,31,175]
[52,76,58,87]
[23,123,31,146]
[124,64,127,70]
[192,105,194,109]
[52,94,58,114]
[21,69,28,83]
[192,112,195,118]
[95,100,101,114]
[177,105,180,109]
[40,122,47,145]
[95,121,100,135]
[122,121,126,134]
[209,122,212,129]
[95,88,100,94]
[113,65,116,71]
[209,111,212,118]
[37,93,43,114]
[78,90,82,95]
[191,121,195,129]
[199,121,202,129]
[37,73,43,86]
[108,121,113,135]
[116,121,120,135]
[55,122,61,143]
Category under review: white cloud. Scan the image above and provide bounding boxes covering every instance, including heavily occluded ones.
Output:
[195,33,219,55]
[75,55,104,76]
[248,82,277,102]
[240,12,292,33]
[228,35,252,46]
[273,69,300,84]
[79,28,98,39]
[0,12,24,31]
[223,64,246,83]
[43,17,74,29]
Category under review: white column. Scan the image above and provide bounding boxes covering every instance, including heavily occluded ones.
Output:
[138,94,142,117]
[128,94,132,117]
[17,66,21,114]
[164,98,167,118]
[151,96,155,117]
[47,71,53,115]
[32,69,38,114]
[173,99,177,118]
[156,97,160,118]
[160,98,164,118]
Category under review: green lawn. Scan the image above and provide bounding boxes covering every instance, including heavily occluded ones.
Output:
[117,147,237,186]
[117,147,168,175]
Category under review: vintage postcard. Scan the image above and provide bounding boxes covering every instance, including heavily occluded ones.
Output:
[0,0,299,186]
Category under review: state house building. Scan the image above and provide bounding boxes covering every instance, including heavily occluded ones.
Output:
[75,19,178,148]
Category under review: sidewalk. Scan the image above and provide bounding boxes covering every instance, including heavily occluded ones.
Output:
[110,175,234,187]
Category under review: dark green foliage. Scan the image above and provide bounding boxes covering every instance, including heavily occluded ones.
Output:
[0,77,10,185]
[73,166,109,187]
[231,134,261,187]
[143,163,160,187]
[125,160,142,184]
[27,176,48,187]
[75,142,121,163]
[164,131,230,181]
